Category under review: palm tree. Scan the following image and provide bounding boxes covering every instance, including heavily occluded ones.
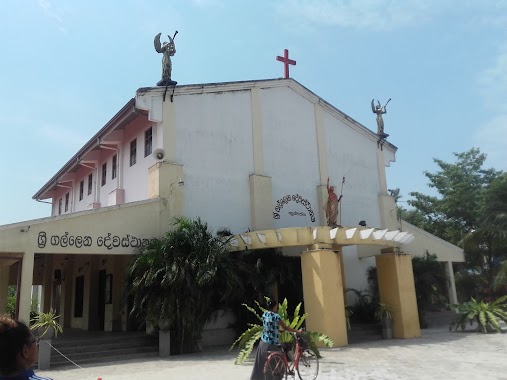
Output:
[127,217,247,354]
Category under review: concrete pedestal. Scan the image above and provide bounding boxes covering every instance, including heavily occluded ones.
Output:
[159,330,171,357]
[38,339,52,370]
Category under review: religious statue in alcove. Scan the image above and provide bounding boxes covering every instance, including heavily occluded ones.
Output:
[154,31,178,86]
[324,176,344,228]
[371,98,390,139]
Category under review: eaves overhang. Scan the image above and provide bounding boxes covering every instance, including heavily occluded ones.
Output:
[32,98,138,201]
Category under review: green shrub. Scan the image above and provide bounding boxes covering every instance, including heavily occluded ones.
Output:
[450,295,507,332]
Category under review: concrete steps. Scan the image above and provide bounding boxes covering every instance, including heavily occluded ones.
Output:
[45,332,159,368]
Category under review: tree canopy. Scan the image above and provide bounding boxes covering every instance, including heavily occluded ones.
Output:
[401,148,507,293]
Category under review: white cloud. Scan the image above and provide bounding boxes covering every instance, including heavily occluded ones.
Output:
[473,114,507,170]
[36,0,67,33]
[273,0,442,31]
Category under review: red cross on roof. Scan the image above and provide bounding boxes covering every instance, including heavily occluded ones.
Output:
[276,49,296,79]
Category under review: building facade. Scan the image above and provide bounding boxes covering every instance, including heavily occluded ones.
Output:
[0,79,463,345]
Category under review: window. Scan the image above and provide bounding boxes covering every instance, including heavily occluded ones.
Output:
[112,154,117,180]
[64,193,69,212]
[58,198,62,215]
[101,163,107,186]
[79,180,84,201]
[130,139,137,166]
[144,127,153,157]
[87,173,93,195]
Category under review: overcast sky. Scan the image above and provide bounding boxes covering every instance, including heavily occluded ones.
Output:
[1,0,506,225]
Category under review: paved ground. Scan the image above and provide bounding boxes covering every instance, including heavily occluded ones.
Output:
[39,313,507,380]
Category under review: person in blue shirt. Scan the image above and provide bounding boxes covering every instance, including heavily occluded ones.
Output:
[250,299,302,380]
[0,316,52,380]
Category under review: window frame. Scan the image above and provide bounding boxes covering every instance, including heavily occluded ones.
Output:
[112,154,117,180]
[64,193,69,212]
[79,180,84,201]
[87,173,93,196]
[144,127,153,158]
[101,162,107,186]
[130,139,137,166]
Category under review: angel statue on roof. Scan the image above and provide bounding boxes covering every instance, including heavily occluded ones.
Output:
[154,31,177,86]
[371,98,390,138]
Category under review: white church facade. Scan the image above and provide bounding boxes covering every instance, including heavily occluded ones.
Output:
[0,78,463,345]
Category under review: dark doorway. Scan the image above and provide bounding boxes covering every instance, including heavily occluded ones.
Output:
[97,270,106,330]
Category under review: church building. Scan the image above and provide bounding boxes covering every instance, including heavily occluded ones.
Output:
[0,78,463,346]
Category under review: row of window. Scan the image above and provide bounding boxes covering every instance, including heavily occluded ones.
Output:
[56,128,153,213]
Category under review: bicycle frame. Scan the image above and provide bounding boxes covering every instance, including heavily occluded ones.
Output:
[264,332,306,377]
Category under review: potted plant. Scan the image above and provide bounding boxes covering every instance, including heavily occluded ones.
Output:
[30,310,63,340]
[375,303,395,339]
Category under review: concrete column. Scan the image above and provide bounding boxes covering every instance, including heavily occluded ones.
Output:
[314,103,328,185]
[0,265,9,314]
[148,161,184,235]
[301,248,347,347]
[250,87,264,175]
[19,252,35,325]
[445,261,458,305]
[162,96,176,163]
[375,252,420,338]
[41,255,53,313]
[112,256,126,331]
[249,174,274,231]
[62,259,74,328]
[38,339,51,370]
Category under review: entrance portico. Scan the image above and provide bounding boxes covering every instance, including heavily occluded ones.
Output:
[0,197,170,326]
[231,226,420,347]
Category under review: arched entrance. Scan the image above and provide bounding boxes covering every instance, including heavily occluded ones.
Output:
[231,226,421,346]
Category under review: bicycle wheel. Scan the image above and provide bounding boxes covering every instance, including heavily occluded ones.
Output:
[264,352,288,380]
[296,348,319,380]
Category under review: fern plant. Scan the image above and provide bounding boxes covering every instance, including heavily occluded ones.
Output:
[449,295,507,333]
[30,309,63,339]
[230,298,333,365]
[375,303,395,321]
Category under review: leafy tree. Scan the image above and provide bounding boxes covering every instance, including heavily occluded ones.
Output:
[408,148,501,245]
[126,217,247,354]
[494,260,507,290]
[462,173,507,290]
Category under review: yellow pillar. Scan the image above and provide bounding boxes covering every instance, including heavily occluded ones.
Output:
[301,248,347,347]
[375,252,420,338]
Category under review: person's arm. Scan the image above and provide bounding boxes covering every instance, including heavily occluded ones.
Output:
[278,320,302,333]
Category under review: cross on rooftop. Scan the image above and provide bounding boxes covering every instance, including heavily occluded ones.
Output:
[276,49,296,79]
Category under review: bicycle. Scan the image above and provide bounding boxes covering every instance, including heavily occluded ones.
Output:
[263,332,319,380]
